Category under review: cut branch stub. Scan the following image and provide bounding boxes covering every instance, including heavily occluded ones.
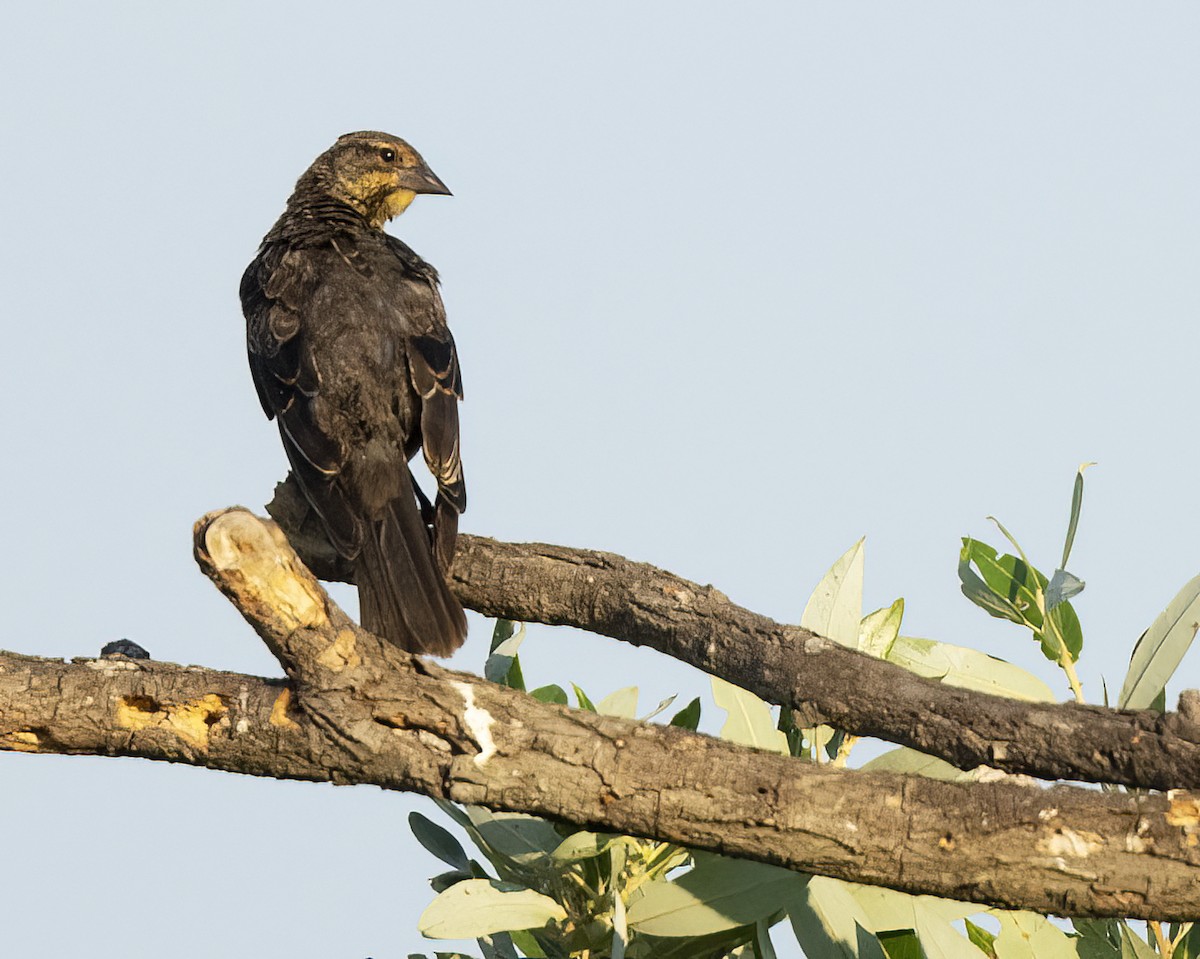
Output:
[193,507,404,683]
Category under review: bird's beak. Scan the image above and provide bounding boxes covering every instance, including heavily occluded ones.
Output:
[401,164,452,196]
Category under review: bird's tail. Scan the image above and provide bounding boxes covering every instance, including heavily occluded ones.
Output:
[355,484,467,657]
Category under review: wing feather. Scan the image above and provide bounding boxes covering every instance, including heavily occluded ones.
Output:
[409,332,467,514]
[241,245,360,554]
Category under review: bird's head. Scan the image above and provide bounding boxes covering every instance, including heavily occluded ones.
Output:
[301,131,451,228]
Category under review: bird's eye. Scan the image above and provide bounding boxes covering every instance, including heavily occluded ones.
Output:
[380,148,397,162]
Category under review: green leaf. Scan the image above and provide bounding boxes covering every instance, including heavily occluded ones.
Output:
[572,683,597,712]
[877,930,924,959]
[992,911,1077,959]
[1174,923,1200,959]
[433,798,474,830]
[837,882,991,959]
[485,627,526,689]
[824,727,847,761]
[861,748,972,782]
[777,706,799,755]
[1070,919,1121,959]
[987,516,1031,570]
[1045,569,1085,611]
[859,600,904,659]
[478,934,520,959]
[844,883,980,932]
[960,538,1085,664]
[754,918,779,959]
[625,854,803,936]
[551,831,615,862]
[1038,603,1079,663]
[490,619,517,652]
[597,686,639,719]
[711,677,789,754]
[1118,574,1200,709]
[468,859,493,880]
[957,540,1030,626]
[410,811,471,872]
[529,684,568,705]
[963,920,996,958]
[992,559,1044,626]
[470,809,563,862]
[418,879,567,939]
[913,905,986,959]
[787,876,887,958]
[802,538,865,647]
[632,927,757,959]
[1117,925,1158,959]
[886,636,1056,702]
[430,868,473,893]
[406,953,478,959]
[838,883,983,959]
[669,697,702,730]
[1061,463,1094,570]
[460,808,564,874]
[508,930,548,957]
[1038,601,1083,663]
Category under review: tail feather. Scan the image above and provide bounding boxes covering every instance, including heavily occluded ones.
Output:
[355,488,466,657]
[433,493,459,574]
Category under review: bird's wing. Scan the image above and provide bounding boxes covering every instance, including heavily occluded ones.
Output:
[241,245,364,556]
[408,329,466,514]
[380,232,464,513]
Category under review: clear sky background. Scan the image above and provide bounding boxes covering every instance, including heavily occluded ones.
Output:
[2,4,1199,957]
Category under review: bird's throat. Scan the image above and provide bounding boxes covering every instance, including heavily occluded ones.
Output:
[375,189,416,226]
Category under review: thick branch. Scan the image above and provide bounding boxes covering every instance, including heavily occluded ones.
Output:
[0,651,330,779]
[267,477,1200,793]
[6,507,1199,920]
[3,648,1199,922]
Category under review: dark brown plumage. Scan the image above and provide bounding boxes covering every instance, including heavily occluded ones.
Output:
[241,131,466,656]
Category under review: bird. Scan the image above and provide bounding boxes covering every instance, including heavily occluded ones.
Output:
[240,131,467,656]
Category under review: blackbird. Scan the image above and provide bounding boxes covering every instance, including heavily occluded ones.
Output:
[241,131,466,656]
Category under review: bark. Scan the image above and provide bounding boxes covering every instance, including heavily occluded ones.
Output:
[2,507,1199,920]
[268,476,1200,793]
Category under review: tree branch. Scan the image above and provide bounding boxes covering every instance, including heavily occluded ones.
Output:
[3,506,1199,920]
[267,476,1200,793]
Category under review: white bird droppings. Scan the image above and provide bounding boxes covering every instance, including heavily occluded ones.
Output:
[453,681,497,766]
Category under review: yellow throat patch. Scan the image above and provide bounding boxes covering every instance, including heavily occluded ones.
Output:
[337,170,417,226]
[381,188,416,223]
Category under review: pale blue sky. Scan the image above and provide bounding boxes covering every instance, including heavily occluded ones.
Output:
[2,4,1199,957]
